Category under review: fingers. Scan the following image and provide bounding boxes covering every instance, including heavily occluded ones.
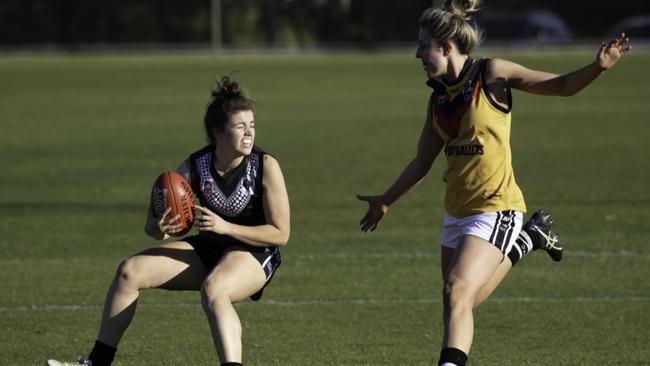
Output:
[158,208,177,225]
[609,33,625,46]
[196,212,216,231]
[197,214,210,226]
[597,33,631,69]
[194,205,209,213]
[360,221,377,232]
[159,214,183,234]
[359,211,370,226]
[167,214,180,225]
[608,33,630,50]
[358,195,386,232]
[159,206,172,220]
[617,33,631,53]
[163,222,185,235]
[194,205,214,231]
[159,212,180,225]
[359,209,383,232]
[360,216,379,232]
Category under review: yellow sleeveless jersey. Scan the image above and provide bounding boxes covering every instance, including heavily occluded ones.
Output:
[428,57,526,218]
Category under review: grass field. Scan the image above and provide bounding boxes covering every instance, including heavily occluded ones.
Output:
[1,49,649,365]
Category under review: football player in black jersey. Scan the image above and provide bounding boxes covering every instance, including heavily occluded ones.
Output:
[48,76,290,366]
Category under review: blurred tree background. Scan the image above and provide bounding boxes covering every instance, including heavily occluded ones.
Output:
[0,0,648,50]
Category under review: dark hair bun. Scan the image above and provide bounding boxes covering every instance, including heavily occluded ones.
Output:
[211,75,247,99]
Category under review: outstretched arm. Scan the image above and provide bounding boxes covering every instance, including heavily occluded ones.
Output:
[358,104,444,232]
[493,33,631,97]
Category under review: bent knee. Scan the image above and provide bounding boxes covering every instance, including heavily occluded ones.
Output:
[443,279,475,307]
[115,257,147,289]
[200,277,233,306]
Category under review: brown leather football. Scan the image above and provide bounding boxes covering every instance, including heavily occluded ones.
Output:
[151,171,195,236]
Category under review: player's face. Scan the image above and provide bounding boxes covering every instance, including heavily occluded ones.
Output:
[415,28,446,79]
[219,110,255,155]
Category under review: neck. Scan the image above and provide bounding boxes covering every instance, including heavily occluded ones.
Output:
[213,146,244,174]
[442,54,470,84]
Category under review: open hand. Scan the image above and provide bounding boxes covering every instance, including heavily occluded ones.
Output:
[597,33,631,70]
[357,195,389,232]
[157,207,184,235]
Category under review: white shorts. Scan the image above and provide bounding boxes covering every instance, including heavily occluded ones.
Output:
[441,210,523,254]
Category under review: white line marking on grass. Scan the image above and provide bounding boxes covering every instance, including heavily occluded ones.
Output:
[2,296,649,313]
[291,250,650,260]
[258,296,650,306]
[567,250,649,258]
[0,250,647,265]
[294,252,437,260]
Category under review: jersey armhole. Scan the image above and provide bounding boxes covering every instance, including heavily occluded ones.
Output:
[480,59,512,114]
[259,152,266,189]
[176,159,191,182]
[187,154,201,198]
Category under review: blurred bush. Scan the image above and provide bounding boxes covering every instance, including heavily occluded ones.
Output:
[0,0,648,49]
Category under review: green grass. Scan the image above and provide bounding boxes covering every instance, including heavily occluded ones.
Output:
[1,50,649,365]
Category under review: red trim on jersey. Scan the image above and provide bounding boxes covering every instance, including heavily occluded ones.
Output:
[432,62,483,140]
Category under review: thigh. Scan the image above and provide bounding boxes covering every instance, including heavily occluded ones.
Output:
[124,241,208,291]
[203,247,267,303]
[463,211,523,255]
[441,245,456,283]
[441,212,463,250]
[446,235,504,292]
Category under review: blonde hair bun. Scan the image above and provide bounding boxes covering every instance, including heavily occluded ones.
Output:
[446,0,481,21]
[419,1,483,54]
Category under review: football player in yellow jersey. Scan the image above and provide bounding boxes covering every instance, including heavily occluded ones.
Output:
[358,1,630,365]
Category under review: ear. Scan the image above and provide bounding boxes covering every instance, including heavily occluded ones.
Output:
[442,41,453,56]
[212,126,223,139]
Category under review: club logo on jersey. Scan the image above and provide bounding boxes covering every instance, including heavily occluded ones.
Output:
[445,137,484,156]
[445,144,484,156]
[242,174,255,196]
[201,179,216,193]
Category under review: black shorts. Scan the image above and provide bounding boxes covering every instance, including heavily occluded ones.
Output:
[183,233,281,301]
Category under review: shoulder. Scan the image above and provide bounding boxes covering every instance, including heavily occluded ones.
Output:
[189,144,214,161]
[261,154,285,184]
[483,57,530,82]
[176,159,191,181]
[262,154,281,172]
[482,57,505,80]
[484,57,513,70]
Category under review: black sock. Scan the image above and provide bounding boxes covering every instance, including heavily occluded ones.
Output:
[88,340,117,366]
[221,363,242,366]
[507,230,534,266]
[438,347,468,366]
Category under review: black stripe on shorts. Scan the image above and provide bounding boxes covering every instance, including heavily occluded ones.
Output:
[488,210,516,253]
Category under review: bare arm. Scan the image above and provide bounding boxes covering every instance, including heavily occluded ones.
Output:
[375,114,443,206]
[196,155,290,247]
[493,34,631,97]
[358,103,445,232]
